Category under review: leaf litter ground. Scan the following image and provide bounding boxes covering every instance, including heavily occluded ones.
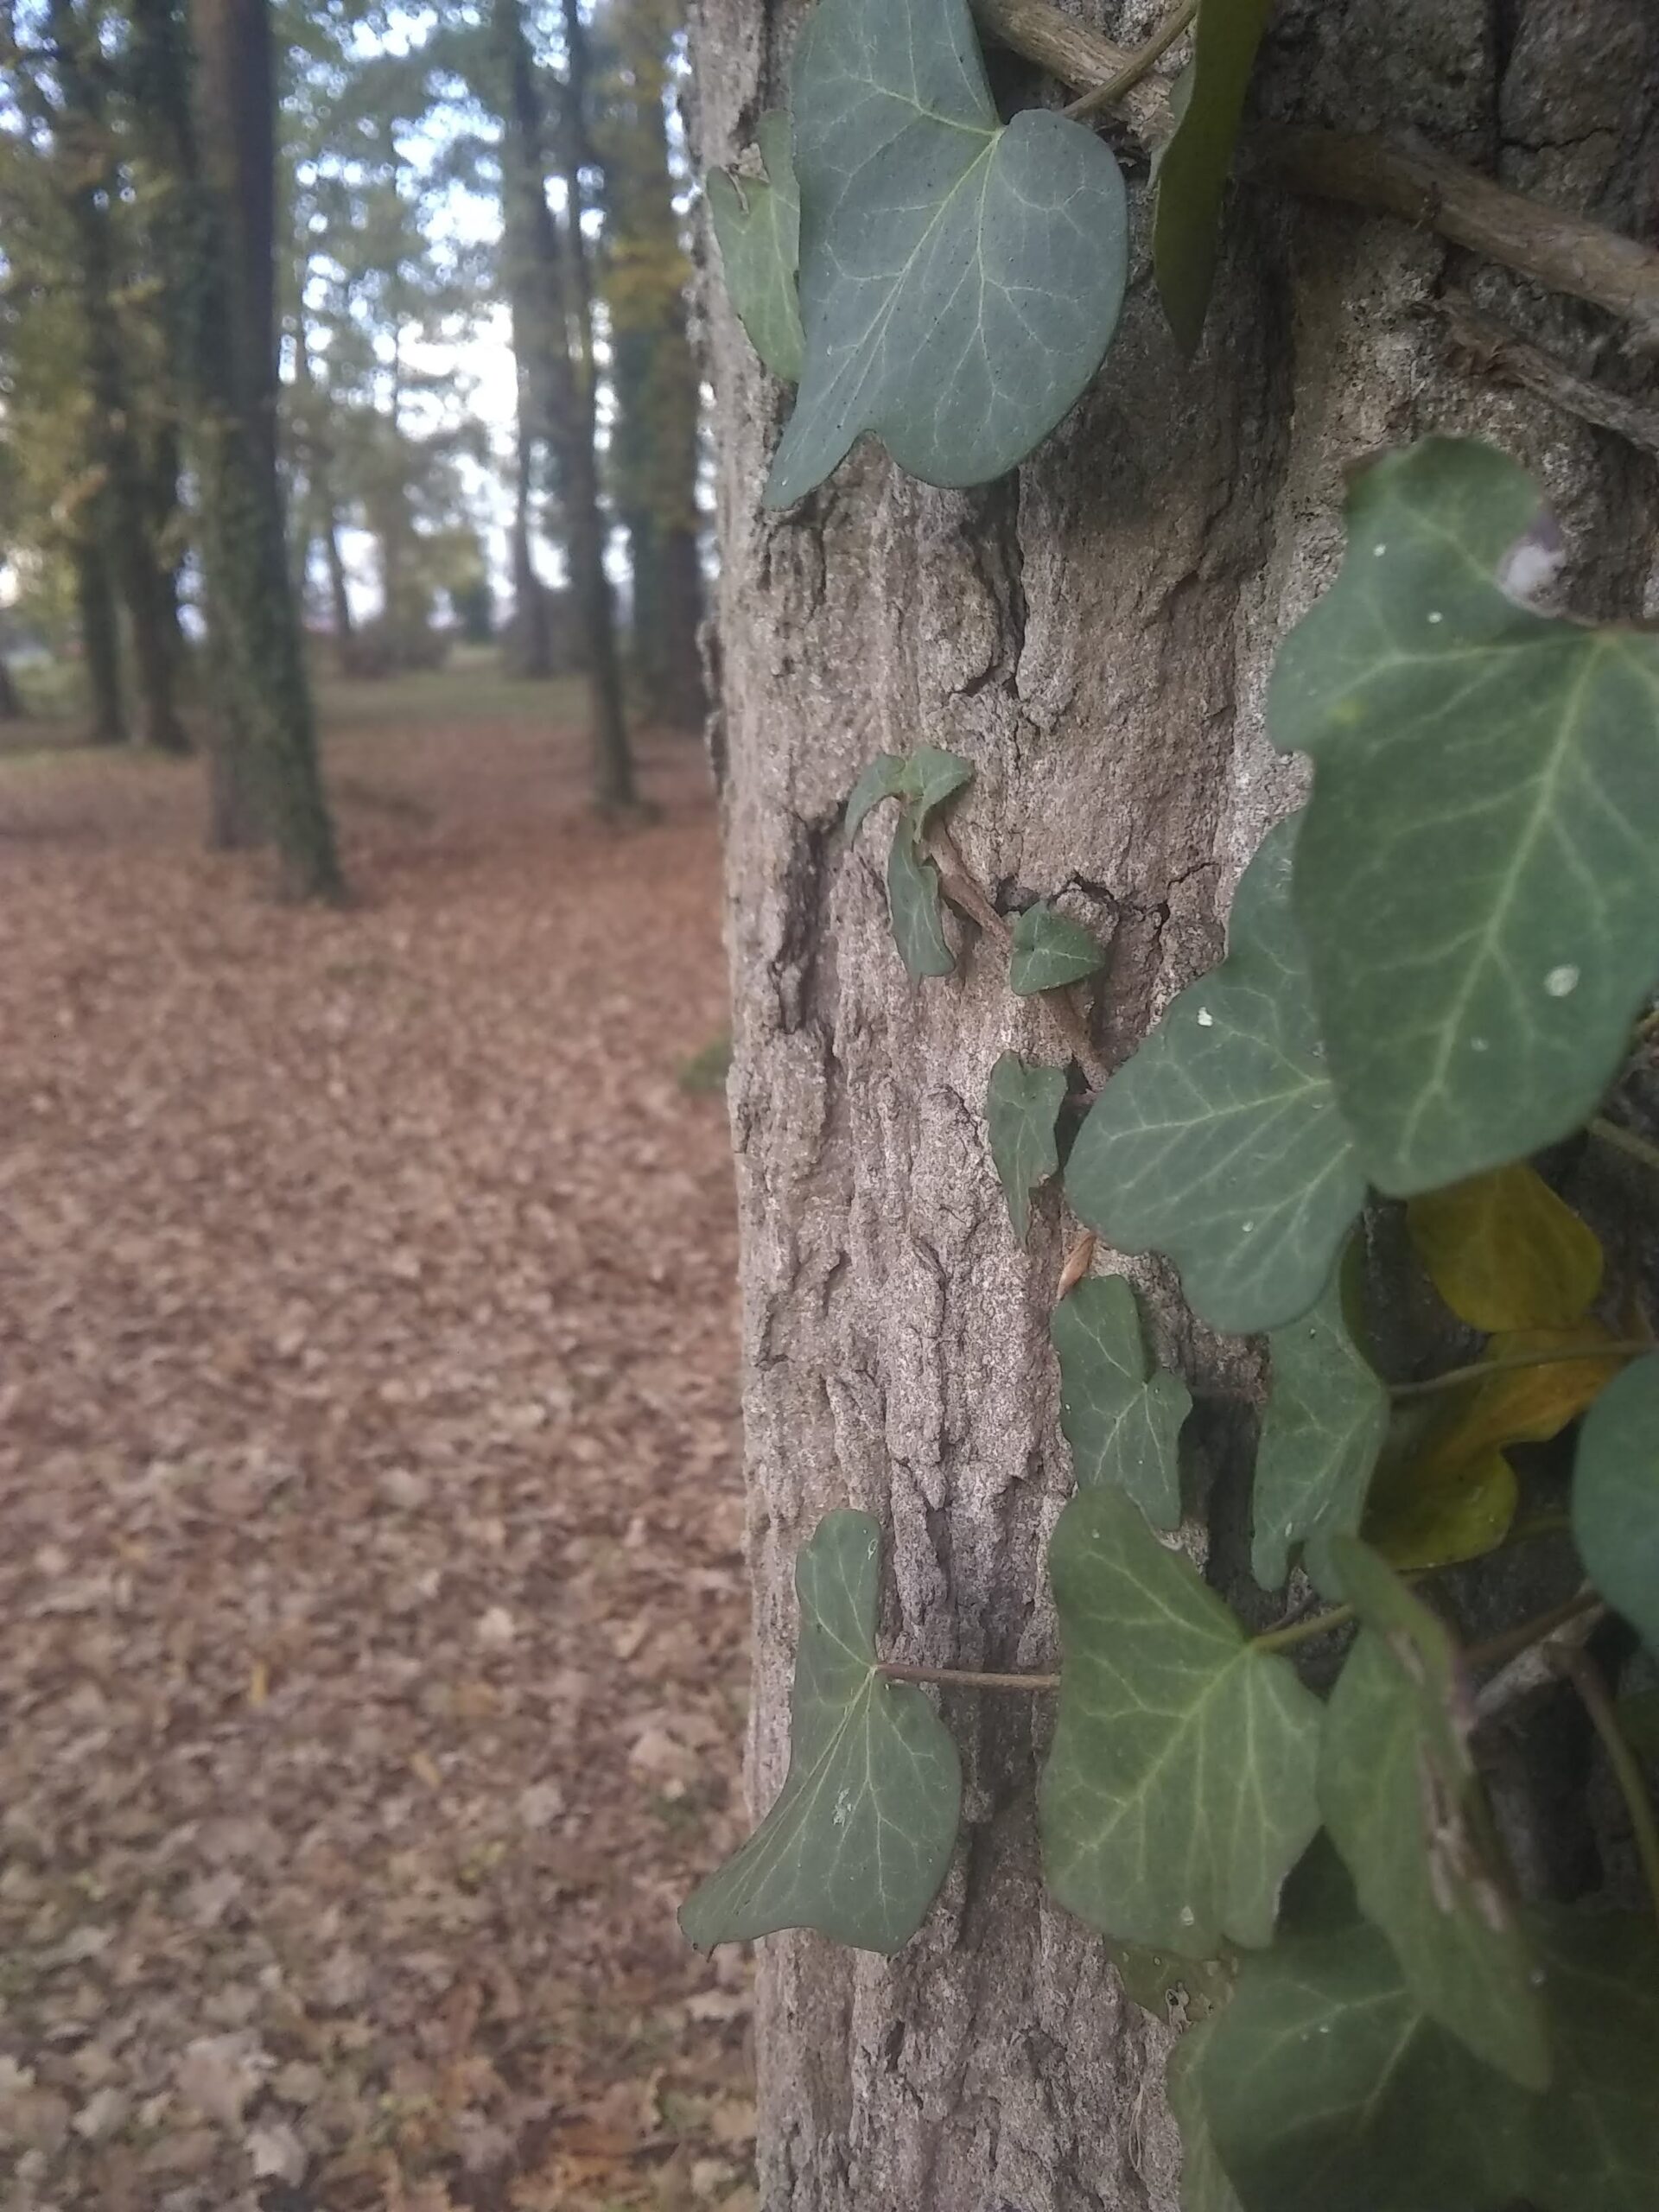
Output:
[0,690,758,2211]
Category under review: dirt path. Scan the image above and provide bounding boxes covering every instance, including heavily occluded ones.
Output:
[0,707,755,2210]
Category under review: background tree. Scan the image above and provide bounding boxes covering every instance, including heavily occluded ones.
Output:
[687,0,1659,2205]
[594,0,704,729]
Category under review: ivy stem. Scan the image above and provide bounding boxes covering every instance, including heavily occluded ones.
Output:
[1062,0,1196,120]
[1389,1339,1651,1402]
[1465,1588,1603,1672]
[929,827,1109,1089]
[1590,1116,1659,1177]
[1553,1644,1659,1928]
[879,1660,1061,1694]
[1250,1603,1356,1654]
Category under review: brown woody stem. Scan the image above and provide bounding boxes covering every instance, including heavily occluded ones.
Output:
[880,1661,1061,1694]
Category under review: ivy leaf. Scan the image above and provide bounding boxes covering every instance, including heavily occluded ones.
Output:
[985,1053,1067,1237]
[1109,1941,1235,2027]
[679,1510,961,1954]
[1407,1163,1604,1332]
[1065,816,1366,1335]
[1252,1249,1389,1594]
[1271,437,1659,1195]
[1319,1539,1549,2089]
[705,111,804,382]
[887,825,956,980]
[1008,903,1104,995]
[1167,2018,1244,2212]
[1039,1485,1322,1954]
[844,747,975,842]
[1194,1912,1659,2212]
[1152,0,1275,355]
[1192,1922,1531,2212]
[1572,1352,1659,1650]
[1363,1446,1517,1573]
[766,0,1129,504]
[1051,1275,1192,1528]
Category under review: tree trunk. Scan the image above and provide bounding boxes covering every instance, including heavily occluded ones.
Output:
[687,2,1659,2206]
[131,0,343,897]
[73,535,127,747]
[0,648,23,721]
[508,410,556,677]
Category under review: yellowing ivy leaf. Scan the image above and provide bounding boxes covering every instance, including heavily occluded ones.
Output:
[1426,1325,1626,1469]
[1407,1165,1603,1332]
[1364,1447,1517,1573]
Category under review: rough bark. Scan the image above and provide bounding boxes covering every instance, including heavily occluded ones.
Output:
[687,3,1659,2208]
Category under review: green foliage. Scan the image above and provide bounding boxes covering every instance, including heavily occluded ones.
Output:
[1039,1485,1322,1953]
[1066,817,1365,1333]
[844,746,975,842]
[1573,1353,1659,1651]
[1108,1939,1234,2026]
[766,0,1128,505]
[1008,903,1105,995]
[1166,2019,1243,2212]
[887,826,956,979]
[985,1053,1067,1236]
[1050,1276,1191,1528]
[1152,0,1275,354]
[706,112,804,383]
[679,1511,962,1954]
[1251,1251,1388,1593]
[1318,1541,1549,2088]
[1273,438,1659,1195]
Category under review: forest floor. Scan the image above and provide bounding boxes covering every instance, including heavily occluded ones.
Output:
[0,671,758,2212]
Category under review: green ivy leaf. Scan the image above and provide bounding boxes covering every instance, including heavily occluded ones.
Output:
[1271,437,1659,1194]
[844,747,975,842]
[1051,1275,1192,1528]
[1109,1940,1235,2027]
[985,1053,1067,1237]
[1193,1912,1659,2212]
[1192,1922,1530,2212]
[1008,902,1105,995]
[1251,1251,1388,1594]
[1152,0,1274,355]
[679,1510,961,1954]
[705,111,804,382]
[1167,2018,1244,2212]
[1039,1485,1322,1954]
[1065,816,1366,1334]
[887,824,957,979]
[1571,1352,1659,1651]
[766,0,1129,505]
[1318,1539,1549,2089]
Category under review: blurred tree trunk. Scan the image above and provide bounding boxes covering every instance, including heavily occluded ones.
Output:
[491,0,636,809]
[507,392,555,677]
[129,0,342,897]
[595,0,706,730]
[47,0,190,752]
[0,654,20,721]
[687,1,1659,2207]
[72,537,127,747]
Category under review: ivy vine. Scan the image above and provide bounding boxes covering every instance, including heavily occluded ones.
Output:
[696,0,1659,2204]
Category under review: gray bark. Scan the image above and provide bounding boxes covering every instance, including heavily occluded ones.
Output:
[686,2,1659,2208]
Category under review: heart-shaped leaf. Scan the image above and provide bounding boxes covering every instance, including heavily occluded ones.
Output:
[1051,1275,1192,1528]
[844,747,974,842]
[1572,1352,1659,1650]
[1407,1164,1604,1332]
[1272,437,1659,1194]
[1192,1921,1532,2212]
[1363,1445,1518,1573]
[1039,1485,1322,1955]
[887,824,956,979]
[680,1510,962,1954]
[1152,0,1274,354]
[706,111,804,381]
[1192,1910,1659,2212]
[986,1052,1067,1236]
[766,0,1129,505]
[1065,816,1367,1334]
[1319,1539,1549,2088]
[1251,1249,1388,1593]
[1009,902,1104,995]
